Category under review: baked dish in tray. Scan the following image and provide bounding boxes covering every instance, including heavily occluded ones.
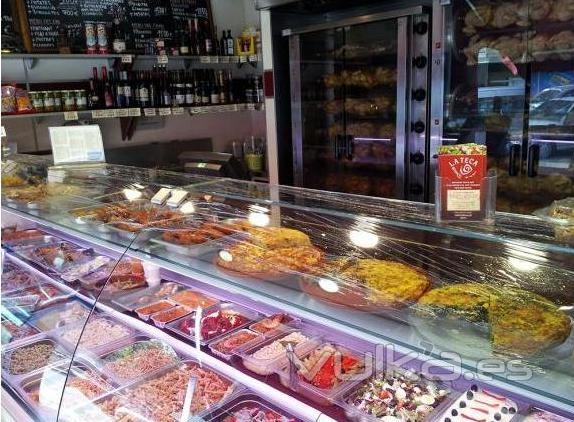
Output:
[415,283,571,355]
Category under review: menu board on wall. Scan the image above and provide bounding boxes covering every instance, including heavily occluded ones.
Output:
[14,0,211,53]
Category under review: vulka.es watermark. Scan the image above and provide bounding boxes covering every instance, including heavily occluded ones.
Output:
[286,342,533,384]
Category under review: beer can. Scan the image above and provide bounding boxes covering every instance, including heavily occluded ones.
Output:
[85,23,97,54]
[96,23,108,54]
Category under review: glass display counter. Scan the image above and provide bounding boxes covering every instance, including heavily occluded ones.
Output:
[1,155,573,421]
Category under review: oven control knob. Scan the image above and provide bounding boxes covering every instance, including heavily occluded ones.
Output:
[413,89,426,101]
[414,21,428,35]
[412,121,426,133]
[413,55,427,68]
[410,152,425,165]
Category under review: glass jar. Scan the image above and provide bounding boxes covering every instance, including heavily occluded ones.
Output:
[62,90,76,111]
[30,91,44,112]
[43,91,55,112]
[75,90,87,110]
[53,91,62,111]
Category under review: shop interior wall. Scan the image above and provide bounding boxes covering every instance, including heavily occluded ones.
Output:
[1,0,266,154]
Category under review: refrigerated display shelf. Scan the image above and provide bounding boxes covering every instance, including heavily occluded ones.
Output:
[1,247,329,422]
[3,202,574,416]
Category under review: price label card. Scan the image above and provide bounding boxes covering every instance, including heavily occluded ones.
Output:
[199,56,211,63]
[143,108,157,117]
[159,108,172,116]
[231,56,240,63]
[167,189,189,207]
[92,110,104,119]
[247,103,256,111]
[172,107,184,115]
[49,125,105,165]
[151,187,172,205]
[128,108,141,117]
[157,55,169,64]
[219,56,229,63]
[121,55,132,63]
[248,54,258,62]
[0,126,6,137]
[239,55,247,63]
[116,108,129,117]
[211,56,219,63]
[63,111,79,121]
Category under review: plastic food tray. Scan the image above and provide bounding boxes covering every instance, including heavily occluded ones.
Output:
[207,392,303,421]
[56,315,136,357]
[17,241,94,275]
[111,282,183,312]
[134,299,177,321]
[338,366,454,421]
[150,305,192,328]
[1,232,54,248]
[99,337,180,385]
[1,318,42,348]
[2,336,70,382]
[4,281,72,311]
[17,358,116,420]
[434,386,518,422]
[208,329,265,361]
[249,313,301,338]
[238,328,322,376]
[28,300,92,332]
[276,341,367,406]
[167,288,220,310]
[166,302,263,346]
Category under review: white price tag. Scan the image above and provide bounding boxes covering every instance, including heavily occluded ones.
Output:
[92,110,105,119]
[121,55,132,63]
[159,108,172,116]
[231,56,240,63]
[247,103,256,111]
[248,54,258,62]
[219,56,229,63]
[128,108,141,117]
[199,56,211,63]
[116,108,129,117]
[64,111,78,121]
[151,187,172,205]
[0,126,6,137]
[143,108,157,117]
[172,107,184,115]
[157,55,169,64]
[167,189,189,207]
[211,56,219,63]
[239,55,247,63]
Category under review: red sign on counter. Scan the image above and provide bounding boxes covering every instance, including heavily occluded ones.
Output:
[438,153,487,221]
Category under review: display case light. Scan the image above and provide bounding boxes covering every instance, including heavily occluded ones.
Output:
[123,188,142,201]
[349,230,379,248]
[318,278,339,293]
[219,250,233,262]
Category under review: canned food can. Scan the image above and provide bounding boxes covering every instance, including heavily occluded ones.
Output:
[43,91,55,112]
[30,92,44,112]
[75,90,87,110]
[97,23,108,54]
[85,23,97,54]
[62,90,76,111]
[53,91,62,111]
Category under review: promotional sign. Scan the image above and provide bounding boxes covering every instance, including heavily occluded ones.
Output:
[49,125,105,165]
[437,144,487,221]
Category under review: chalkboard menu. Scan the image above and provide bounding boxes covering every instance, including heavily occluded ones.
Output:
[15,0,211,53]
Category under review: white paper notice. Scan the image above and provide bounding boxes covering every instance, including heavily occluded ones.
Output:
[49,125,105,165]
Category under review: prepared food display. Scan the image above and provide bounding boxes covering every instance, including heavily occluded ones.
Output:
[91,362,235,420]
[102,340,178,382]
[524,407,573,422]
[135,300,175,319]
[30,301,90,331]
[1,266,40,292]
[343,369,450,421]
[212,394,301,422]
[177,306,253,341]
[4,282,70,309]
[3,339,67,376]
[21,241,92,273]
[250,313,296,335]
[1,320,40,344]
[3,183,86,206]
[150,305,191,327]
[113,282,182,311]
[168,289,219,309]
[416,283,571,355]
[323,68,397,88]
[1,228,47,244]
[160,220,251,246]
[73,202,184,232]
[303,258,430,310]
[289,343,364,395]
[60,317,132,350]
[436,386,517,422]
[210,329,262,358]
[60,255,112,282]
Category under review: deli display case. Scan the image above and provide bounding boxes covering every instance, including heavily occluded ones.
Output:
[2,155,574,421]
